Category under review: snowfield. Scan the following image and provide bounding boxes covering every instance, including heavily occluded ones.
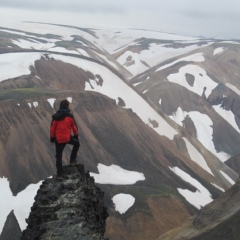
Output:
[112,194,135,214]
[168,65,218,98]
[182,137,213,175]
[0,52,42,81]
[213,104,240,133]
[169,167,213,209]
[226,82,240,95]
[156,52,205,72]
[213,47,224,56]
[117,44,204,76]
[219,170,235,185]
[170,107,231,162]
[90,164,144,214]
[90,164,145,185]
[0,177,42,233]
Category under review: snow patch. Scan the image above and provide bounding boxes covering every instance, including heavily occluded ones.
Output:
[183,137,213,175]
[133,82,142,86]
[169,107,185,126]
[112,194,135,214]
[169,107,230,162]
[47,98,56,108]
[76,40,88,47]
[90,164,145,185]
[0,52,42,82]
[213,104,240,133]
[169,167,213,209]
[12,39,55,51]
[211,183,225,192]
[97,53,119,69]
[0,177,42,233]
[157,52,205,72]
[33,102,38,108]
[67,97,72,103]
[225,83,240,95]
[76,48,90,57]
[213,47,224,55]
[168,65,218,98]
[91,28,198,53]
[117,44,203,76]
[219,170,235,185]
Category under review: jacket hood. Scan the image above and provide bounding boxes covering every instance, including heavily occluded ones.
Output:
[52,109,71,121]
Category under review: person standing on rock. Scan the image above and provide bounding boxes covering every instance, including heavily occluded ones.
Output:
[50,99,80,178]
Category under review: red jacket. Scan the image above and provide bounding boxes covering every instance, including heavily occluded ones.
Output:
[50,109,78,143]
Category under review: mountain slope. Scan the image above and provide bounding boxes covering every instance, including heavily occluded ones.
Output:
[130,43,240,162]
[157,178,240,240]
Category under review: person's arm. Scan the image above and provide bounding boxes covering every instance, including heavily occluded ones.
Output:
[50,120,57,143]
[71,117,78,137]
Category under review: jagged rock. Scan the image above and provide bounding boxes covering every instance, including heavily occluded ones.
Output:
[21,164,108,240]
[0,210,22,240]
[225,153,240,175]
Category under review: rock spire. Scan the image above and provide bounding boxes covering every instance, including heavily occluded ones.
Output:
[21,164,108,240]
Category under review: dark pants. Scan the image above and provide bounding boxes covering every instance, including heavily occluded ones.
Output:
[55,136,80,175]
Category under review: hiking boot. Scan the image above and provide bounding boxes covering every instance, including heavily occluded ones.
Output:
[57,173,64,180]
[70,160,78,165]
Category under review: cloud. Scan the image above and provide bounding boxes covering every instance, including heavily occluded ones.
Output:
[0,0,240,38]
[0,0,126,13]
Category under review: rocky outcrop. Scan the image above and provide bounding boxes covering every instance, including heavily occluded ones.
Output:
[0,211,22,240]
[225,154,240,175]
[21,164,108,240]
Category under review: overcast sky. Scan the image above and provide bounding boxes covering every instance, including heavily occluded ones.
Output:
[0,0,239,38]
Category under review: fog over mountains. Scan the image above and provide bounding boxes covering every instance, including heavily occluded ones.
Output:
[0,21,240,240]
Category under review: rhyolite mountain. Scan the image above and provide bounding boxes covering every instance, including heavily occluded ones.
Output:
[0,21,239,240]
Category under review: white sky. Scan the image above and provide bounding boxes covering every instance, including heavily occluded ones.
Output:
[0,0,240,38]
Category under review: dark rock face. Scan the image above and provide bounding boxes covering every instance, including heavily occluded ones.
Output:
[182,115,197,138]
[225,154,240,175]
[185,73,195,87]
[0,211,22,240]
[21,164,108,240]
